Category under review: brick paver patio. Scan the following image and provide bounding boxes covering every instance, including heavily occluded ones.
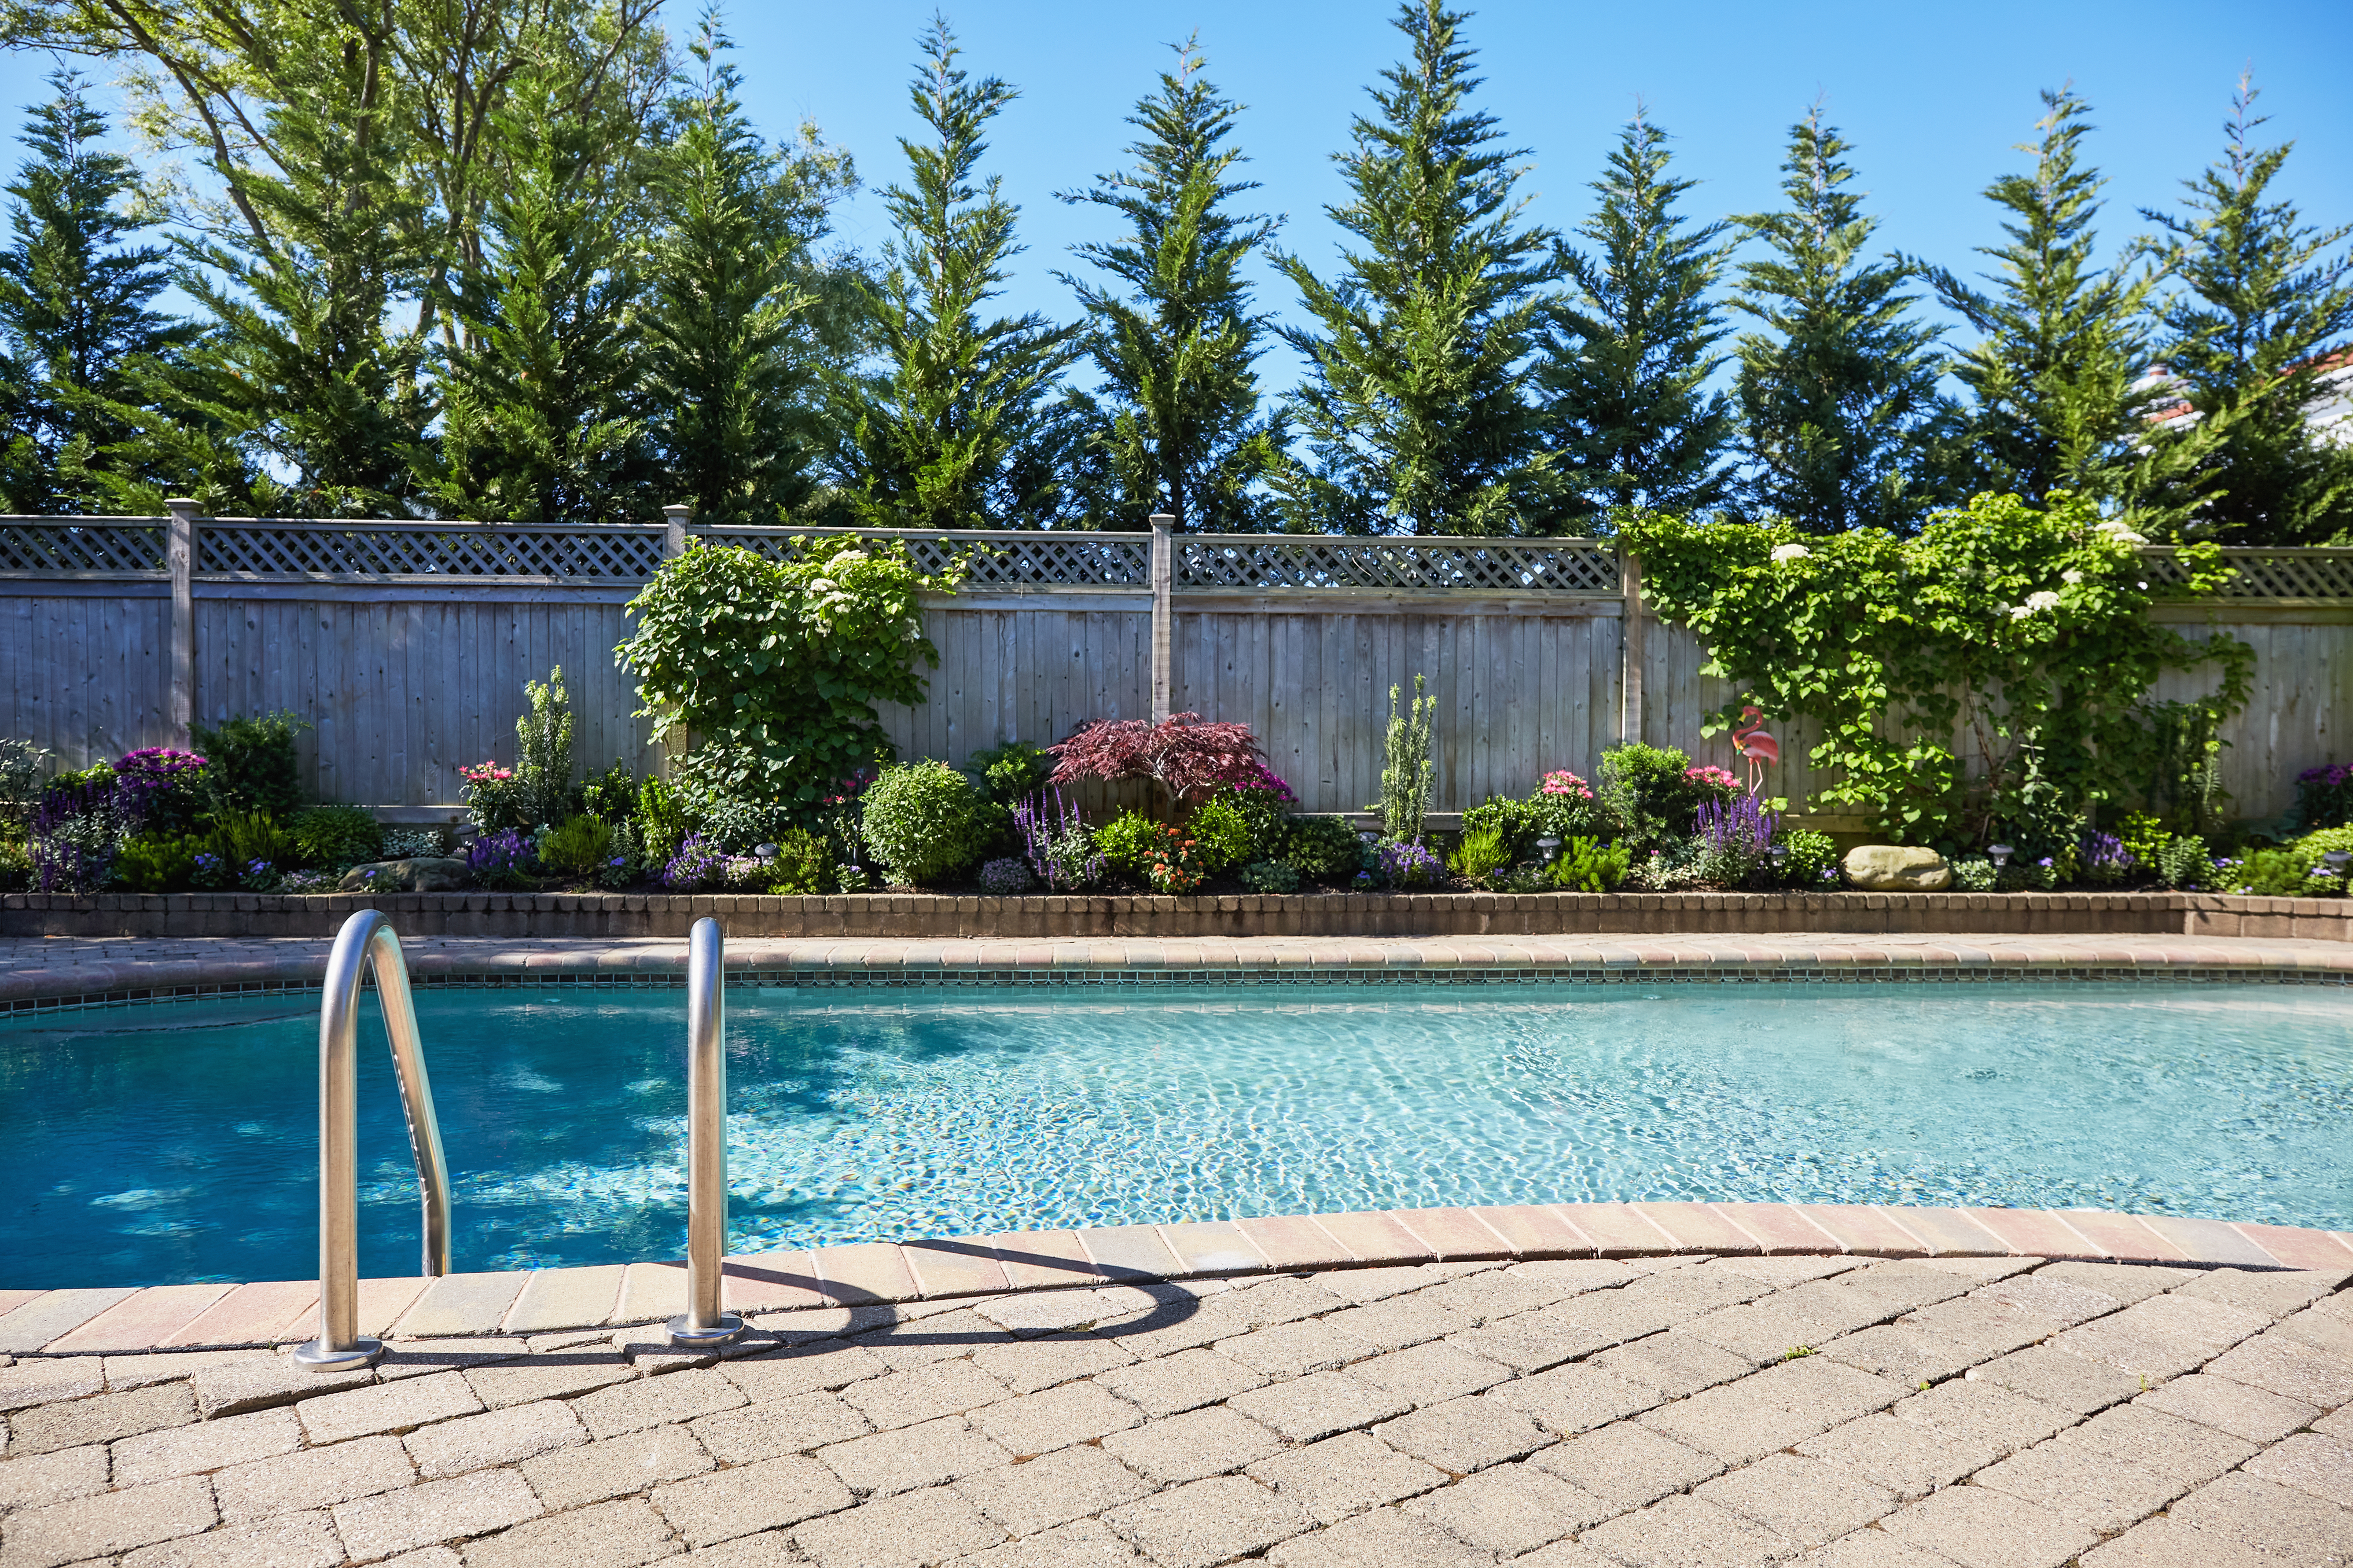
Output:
[3,1247,2348,1567]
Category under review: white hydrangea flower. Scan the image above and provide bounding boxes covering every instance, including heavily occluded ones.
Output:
[1769,542,1812,562]
[2022,590,2062,613]
[2093,521,2149,545]
[2008,604,2032,619]
[809,579,838,593]
[2061,569,2083,583]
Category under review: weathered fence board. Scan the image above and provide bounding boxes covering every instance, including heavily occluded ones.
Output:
[5,515,2351,820]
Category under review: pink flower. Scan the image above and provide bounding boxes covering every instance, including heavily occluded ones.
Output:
[1539,769,1594,799]
[1685,765,1739,790]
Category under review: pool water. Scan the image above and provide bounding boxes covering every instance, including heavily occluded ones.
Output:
[2,984,2348,1289]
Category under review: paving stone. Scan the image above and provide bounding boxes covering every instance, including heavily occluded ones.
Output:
[1595,1331,1764,1398]
[952,1445,1152,1536]
[1089,1347,1264,1418]
[721,1345,887,1404]
[1964,1346,2142,1417]
[1244,1430,1447,1523]
[1977,1275,2131,1327]
[837,1363,1012,1432]
[689,1391,869,1464]
[2076,1517,2276,1568]
[521,1427,713,1511]
[1897,1293,2072,1363]
[966,1334,1133,1394]
[1969,1440,2184,1533]
[2055,1295,2274,1381]
[2204,1330,2353,1409]
[650,1454,855,1547]
[968,1290,1116,1337]
[2241,1430,2353,1509]
[1876,1484,2095,1568]
[187,1354,373,1419]
[0,1473,218,1568]
[378,1339,535,1383]
[1694,1452,1896,1547]
[1374,1392,1548,1472]
[405,1399,586,1479]
[8,1382,197,1455]
[1641,1357,1906,1465]
[104,1350,271,1391]
[2055,1402,2256,1487]
[459,1495,679,1568]
[1709,1257,1861,1290]
[1100,1404,1282,1484]
[2038,1263,2198,1305]
[2132,1372,2321,1443]
[1218,1276,1348,1329]
[298,1369,484,1444]
[1227,1370,1410,1444]
[114,1406,304,1486]
[966,1380,1139,1456]
[1265,1504,1493,1567]
[792,1485,1004,1567]
[1889,1380,2068,1457]
[945,1514,1143,1567]
[1445,1310,1609,1374]
[1494,1362,1662,1436]
[1530,1420,1723,1506]
[0,1359,104,1413]
[1350,1342,1511,1406]
[816,1415,1009,1498]
[0,1442,109,1509]
[1679,1300,1854,1365]
[1404,1461,1615,1552]
[1797,1527,1963,1568]
[2274,1305,2353,1361]
[214,1432,415,1523]
[1214,1319,1379,1379]
[1824,1325,1985,1389]
[1309,1266,1447,1305]
[464,1355,636,1410]
[2171,1267,2345,1319]
[1793,1412,1999,1500]
[1309,1299,1465,1362]
[1421,1272,1556,1325]
[1100,1473,1314,1568]
[1829,1264,1980,1316]
[117,1509,342,1568]
[1577,1490,1794,1568]
[330,1467,544,1558]
[575,1369,746,1440]
[2164,1472,2353,1565]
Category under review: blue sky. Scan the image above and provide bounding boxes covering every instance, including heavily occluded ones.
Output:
[4,0,2348,393]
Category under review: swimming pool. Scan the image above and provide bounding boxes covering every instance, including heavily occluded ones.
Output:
[3,983,2348,1289]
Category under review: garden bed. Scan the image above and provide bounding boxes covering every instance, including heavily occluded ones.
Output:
[5,889,2348,942]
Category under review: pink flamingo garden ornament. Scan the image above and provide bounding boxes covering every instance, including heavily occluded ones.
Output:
[1728,706,1779,796]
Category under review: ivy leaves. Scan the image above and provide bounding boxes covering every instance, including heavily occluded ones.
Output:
[1620,494,2252,848]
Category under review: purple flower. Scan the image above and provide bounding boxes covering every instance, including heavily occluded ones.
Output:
[466,828,535,876]
[1694,794,1778,854]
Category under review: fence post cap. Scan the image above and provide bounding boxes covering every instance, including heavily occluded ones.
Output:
[662,502,694,522]
[163,497,201,512]
[1148,512,1175,531]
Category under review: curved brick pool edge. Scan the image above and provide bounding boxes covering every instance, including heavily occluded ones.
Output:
[6,1202,2351,1358]
[5,888,2352,942]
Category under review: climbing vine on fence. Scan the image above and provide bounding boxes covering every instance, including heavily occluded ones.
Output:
[1618,493,2253,853]
[616,537,963,819]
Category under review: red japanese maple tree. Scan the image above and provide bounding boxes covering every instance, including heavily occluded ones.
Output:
[1046,713,1265,813]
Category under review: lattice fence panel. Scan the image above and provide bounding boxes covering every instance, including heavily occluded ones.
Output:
[1176,535,1619,593]
[2136,548,2353,598]
[198,523,668,578]
[0,518,167,574]
[698,528,1154,586]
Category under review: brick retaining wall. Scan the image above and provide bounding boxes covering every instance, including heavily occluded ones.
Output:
[4,890,2347,941]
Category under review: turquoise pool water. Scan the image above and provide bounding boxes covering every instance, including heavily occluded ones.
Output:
[2,983,2348,1288]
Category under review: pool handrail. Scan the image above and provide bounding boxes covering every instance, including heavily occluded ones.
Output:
[668,916,744,1346]
[296,909,452,1371]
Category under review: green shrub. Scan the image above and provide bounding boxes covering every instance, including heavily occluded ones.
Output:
[199,810,297,873]
[1094,809,1168,880]
[1598,744,1710,850]
[1550,835,1631,892]
[1951,858,1998,892]
[118,832,201,892]
[1776,829,1839,886]
[1282,816,1363,878]
[580,762,638,822]
[2228,849,2311,898]
[1448,825,1512,888]
[2158,835,2210,889]
[192,712,308,818]
[292,806,382,869]
[637,775,694,864]
[1185,795,1257,872]
[542,813,615,879]
[1460,795,1542,860]
[514,668,574,828]
[764,828,832,893]
[860,760,988,885]
[967,740,1053,804]
[1239,859,1299,894]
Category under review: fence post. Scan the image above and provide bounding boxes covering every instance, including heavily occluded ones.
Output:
[164,498,198,748]
[1149,513,1175,722]
[662,502,693,559]
[1619,552,1645,745]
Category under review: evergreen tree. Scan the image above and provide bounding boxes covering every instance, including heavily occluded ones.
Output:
[1922,87,2201,529]
[643,13,855,526]
[1058,38,1284,532]
[1277,0,1556,536]
[2141,78,2353,545]
[432,69,662,525]
[0,69,196,512]
[1542,109,1735,522]
[1728,108,1945,534]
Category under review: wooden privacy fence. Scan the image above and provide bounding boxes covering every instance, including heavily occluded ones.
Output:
[5,507,2352,819]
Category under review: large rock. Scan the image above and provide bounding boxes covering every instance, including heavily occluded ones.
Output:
[1841,845,1951,892]
[338,856,471,893]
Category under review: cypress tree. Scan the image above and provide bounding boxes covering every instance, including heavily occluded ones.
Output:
[833,17,1082,529]
[2141,78,2353,545]
[1923,88,2202,529]
[1728,108,1945,534]
[0,70,197,513]
[1058,38,1284,532]
[642,14,855,526]
[1542,109,1735,522]
[1277,0,1557,536]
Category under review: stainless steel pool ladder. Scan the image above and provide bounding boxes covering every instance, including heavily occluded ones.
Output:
[669,916,742,1347]
[297,910,452,1372]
